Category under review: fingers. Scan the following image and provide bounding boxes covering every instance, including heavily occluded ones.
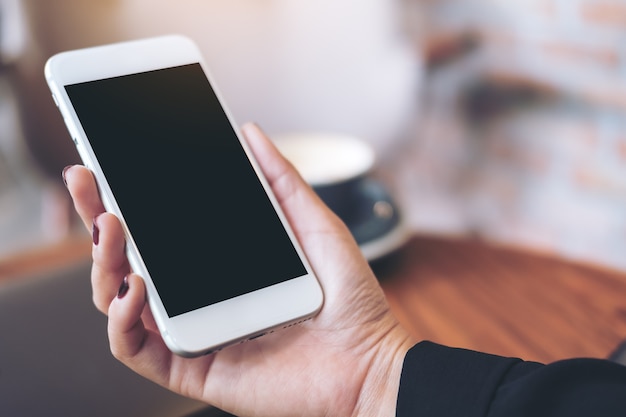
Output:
[63,165,130,313]
[107,274,148,357]
[63,165,105,230]
[64,165,170,379]
[91,212,130,313]
[107,273,174,386]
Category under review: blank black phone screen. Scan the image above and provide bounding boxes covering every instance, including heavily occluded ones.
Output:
[65,63,307,317]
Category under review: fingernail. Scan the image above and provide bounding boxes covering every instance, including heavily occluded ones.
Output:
[117,276,129,299]
[92,217,100,245]
[62,165,72,187]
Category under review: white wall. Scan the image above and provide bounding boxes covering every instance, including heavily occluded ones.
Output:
[5,0,421,153]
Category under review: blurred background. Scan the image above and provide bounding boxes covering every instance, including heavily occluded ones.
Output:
[1,0,625,271]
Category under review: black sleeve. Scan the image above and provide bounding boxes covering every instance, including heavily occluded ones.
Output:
[396,341,626,417]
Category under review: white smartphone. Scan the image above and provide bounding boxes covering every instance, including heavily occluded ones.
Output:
[45,35,323,357]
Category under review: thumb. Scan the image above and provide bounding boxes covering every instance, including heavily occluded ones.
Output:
[240,122,311,203]
[240,123,346,235]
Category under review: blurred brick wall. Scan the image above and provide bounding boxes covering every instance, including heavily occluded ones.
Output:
[395,0,626,270]
[417,0,626,104]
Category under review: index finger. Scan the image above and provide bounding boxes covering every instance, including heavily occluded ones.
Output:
[63,164,106,230]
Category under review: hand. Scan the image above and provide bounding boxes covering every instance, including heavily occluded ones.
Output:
[63,123,415,417]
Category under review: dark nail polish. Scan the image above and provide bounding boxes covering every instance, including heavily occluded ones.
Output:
[92,217,100,245]
[62,165,72,187]
[117,276,129,299]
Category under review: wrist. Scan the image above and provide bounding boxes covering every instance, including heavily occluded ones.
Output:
[351,318,416,417]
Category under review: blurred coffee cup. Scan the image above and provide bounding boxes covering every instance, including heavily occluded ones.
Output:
[273,132,408,261]
[274,132,375,217]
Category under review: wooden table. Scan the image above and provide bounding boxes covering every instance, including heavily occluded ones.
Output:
[376,235,626,364]
[3,233,626,366]
[0,235,92,282]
